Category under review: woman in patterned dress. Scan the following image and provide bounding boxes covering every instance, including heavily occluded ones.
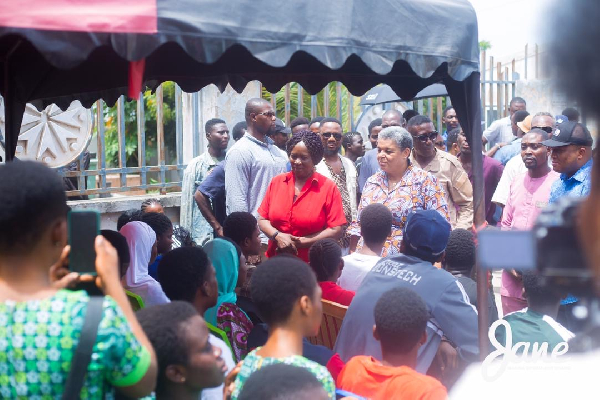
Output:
[349,126,450,257]
[0,161,157,399]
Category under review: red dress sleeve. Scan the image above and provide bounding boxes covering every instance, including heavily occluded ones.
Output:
[257,178,274,219]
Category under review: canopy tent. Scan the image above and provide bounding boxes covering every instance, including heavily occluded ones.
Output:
[0,0,488,353]
[360,83,449,106]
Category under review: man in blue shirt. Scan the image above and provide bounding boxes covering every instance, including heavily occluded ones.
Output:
[542,118,594,332]
[543,119,593,203]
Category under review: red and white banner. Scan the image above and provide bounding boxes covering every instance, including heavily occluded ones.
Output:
[0,0,157,33]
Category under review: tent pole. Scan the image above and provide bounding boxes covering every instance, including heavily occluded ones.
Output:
[2,40,24,162]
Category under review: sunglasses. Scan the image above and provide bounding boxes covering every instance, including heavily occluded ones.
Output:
[532,126,553,134]
[322,132,343,141]
[521,143,545,151]
[413,131,439,143]
[256,110,276,118]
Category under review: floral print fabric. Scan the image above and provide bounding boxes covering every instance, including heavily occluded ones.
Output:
[349,166,450,257]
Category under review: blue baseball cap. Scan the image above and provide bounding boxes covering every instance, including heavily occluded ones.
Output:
[403,210,451,259]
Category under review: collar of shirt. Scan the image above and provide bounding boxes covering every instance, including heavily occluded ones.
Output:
[561,158,593,182]
[243,132,275,148]
[410,149,440,173]
[283,171,320,195]
[374,164,416,191]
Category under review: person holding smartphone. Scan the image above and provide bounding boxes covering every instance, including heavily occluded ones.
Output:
[0,161,157,399]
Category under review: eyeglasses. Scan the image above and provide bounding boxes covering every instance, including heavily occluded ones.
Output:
[521,143,545,151]
[413,131,439,143]
[532,126,553,134]
[322,132,343,141]
[256,110,276,118]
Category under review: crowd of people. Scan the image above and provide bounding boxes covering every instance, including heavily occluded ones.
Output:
[0,94,594,399]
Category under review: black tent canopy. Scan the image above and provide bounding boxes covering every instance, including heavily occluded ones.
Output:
[0,0,487,351]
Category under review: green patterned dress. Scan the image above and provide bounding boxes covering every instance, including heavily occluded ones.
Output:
[0,290,150,399]
[230,348,335,399]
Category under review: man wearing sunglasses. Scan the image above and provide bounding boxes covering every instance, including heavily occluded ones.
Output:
[408,115,473,230]
[225,98,288,254]
[316,118,358,252]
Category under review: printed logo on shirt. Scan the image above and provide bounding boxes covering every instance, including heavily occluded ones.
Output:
[481,319,569,382]
[372,260,422,286]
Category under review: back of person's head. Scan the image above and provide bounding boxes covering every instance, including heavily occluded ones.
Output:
[137,301,224,396]
[308,239,342,282]
[251,256,318,327]
[117,208,143,231]
[402,210,451,263]
[232,121,247,141]
[368,118,383,136]
[0,161,68,256]
[310,116,325,126]
[158,246,211,303]
[512,110,530,124]
[360,203,393,247]
[291,116,310,129]
[141,198,164,214]
[141,212,173,237]
[172,225,195,248]
[222,212,258,247]
[403,109,419,123]
[522,271,563,308]
[100,230,130,279]
[444,228,476,275]
[374,287,428,354]
[237,364,329,400]
[562,107,580,122]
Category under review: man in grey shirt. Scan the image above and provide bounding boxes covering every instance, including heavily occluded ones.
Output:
[225,98,288,245]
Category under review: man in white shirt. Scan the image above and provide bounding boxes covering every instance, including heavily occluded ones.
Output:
[339,203,392,291]
[482,97,526,148]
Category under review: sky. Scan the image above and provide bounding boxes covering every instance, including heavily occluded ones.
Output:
[469,0,557,60]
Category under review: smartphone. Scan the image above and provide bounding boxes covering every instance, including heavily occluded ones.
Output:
[477,229,536,271]
[68,210,100,275]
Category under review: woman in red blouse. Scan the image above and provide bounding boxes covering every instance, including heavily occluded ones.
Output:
[258,130,347,262]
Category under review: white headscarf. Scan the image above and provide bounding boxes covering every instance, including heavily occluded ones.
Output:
[120,221,169,306]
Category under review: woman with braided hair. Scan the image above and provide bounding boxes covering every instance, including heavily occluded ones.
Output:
[308,239,355,306]
[258,130,347,262]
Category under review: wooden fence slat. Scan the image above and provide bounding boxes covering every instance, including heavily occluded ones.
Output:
[284,83,291,126]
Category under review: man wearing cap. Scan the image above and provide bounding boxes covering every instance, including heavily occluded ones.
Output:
[316,118,358,252]
[335,210,479,377]
[545,119,594,202]
[268,118,291,151]
[181,118,229,245]
[490,111,530,165]
[491,113,555,211]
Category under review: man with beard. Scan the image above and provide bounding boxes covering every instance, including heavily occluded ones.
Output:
[408,115,473,230]
[316,118,358,252]
[500,128,559,315]
[181,118,230,245]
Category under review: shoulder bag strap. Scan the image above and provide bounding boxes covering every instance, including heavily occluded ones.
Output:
[62,296,105,400]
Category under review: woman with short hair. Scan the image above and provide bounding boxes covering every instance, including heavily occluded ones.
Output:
[350,126,450,256]
[258,130,347,262]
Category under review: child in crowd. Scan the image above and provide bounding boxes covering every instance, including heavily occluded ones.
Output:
[141,212,173,281]
[494,271,574,350]
[337,287,447,399]
[338,203,392,291]
[309,239,355,306]
[231,256,336,399]
[237,364,330,400]
[157,246,236,400]
[137,302,226,400]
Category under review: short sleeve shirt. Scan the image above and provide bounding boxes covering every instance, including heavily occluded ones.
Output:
[198,161,226,226]
[0,290,150,399]
[257,172,347,262]
[231,348,336,399]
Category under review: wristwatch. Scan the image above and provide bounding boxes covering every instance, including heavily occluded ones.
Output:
[271,230,279,240]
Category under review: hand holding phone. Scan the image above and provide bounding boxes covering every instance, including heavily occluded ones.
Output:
[68,210,100,275]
